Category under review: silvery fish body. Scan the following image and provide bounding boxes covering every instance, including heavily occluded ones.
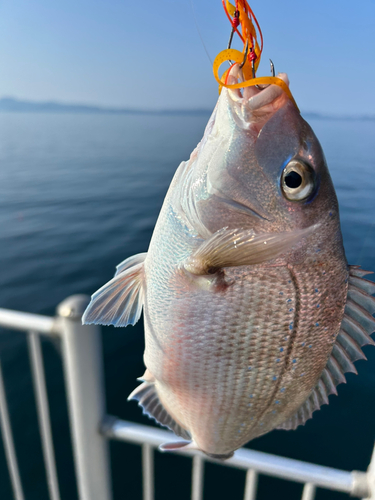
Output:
[83,69,375,459]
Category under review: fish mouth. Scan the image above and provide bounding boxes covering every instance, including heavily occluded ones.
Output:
[224,64,290,123]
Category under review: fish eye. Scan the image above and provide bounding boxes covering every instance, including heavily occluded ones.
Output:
[281,160,315,201]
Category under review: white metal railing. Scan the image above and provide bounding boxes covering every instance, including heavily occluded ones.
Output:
[27,331,61,500]
[101,418,370,499]
[0,358,25,500]
[0,296,111,500]
[0,295,374,500]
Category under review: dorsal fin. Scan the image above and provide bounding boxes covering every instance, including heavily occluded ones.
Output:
[278,266,375,431]
[82,252,146,327]
[128,381,191,441]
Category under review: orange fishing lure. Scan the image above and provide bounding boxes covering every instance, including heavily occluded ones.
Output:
[214,0,298,110]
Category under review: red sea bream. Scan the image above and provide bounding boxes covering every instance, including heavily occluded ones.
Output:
[83,67,375,459]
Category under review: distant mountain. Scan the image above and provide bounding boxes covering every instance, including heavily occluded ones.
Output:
[302,111,375,121]
[0,97,211,116]
[0,97,374,120]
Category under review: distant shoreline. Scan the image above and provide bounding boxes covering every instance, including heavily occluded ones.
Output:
[0,97,210,117]
[0,97,374,121]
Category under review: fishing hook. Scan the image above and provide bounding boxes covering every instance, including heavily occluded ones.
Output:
[249,46,263,90]
[252,58,276,91]
[227,10,240,50]
[270,59,275,77]
[239,40,249,69]
[240,42,264,90]
[229,14,274,90]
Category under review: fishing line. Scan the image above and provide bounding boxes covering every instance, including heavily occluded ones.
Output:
[189,0,213,66]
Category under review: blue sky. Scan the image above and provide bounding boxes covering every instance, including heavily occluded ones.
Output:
[0,0,374,114]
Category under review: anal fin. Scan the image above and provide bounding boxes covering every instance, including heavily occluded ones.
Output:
[128,382,191,441]
[278,266,375,431]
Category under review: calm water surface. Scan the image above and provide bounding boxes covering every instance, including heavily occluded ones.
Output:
[0,112,374,500]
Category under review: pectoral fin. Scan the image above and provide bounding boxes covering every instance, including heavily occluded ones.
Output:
[82,253,146,327]
[115,252,148,277]
[184,225,317,275]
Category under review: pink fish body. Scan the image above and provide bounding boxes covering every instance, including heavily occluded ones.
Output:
[83,68,375,459]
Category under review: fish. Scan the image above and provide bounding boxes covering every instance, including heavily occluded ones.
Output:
[82,66,375,460]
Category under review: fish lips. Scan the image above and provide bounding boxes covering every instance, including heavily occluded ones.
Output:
[224,65,291,131]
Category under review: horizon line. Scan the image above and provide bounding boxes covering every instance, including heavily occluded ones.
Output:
[0,96,374,121]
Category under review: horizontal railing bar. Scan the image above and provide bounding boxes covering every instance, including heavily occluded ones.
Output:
[102,417,369,498]
[0,309,57,336]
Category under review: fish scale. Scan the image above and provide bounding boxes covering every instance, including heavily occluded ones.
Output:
[145,212,347,452]
[144,208,346,453]
[83,69,375,458]
[146,227,307,450]
[287,262,348,387]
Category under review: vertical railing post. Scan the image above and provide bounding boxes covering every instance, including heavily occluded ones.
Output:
[243,469,258,500]
[27,332,61,500]
[365,443,375,499]
[57,295,112,500]
[301,483,316,500]
[191,455,204,500]
[0,359,25,500]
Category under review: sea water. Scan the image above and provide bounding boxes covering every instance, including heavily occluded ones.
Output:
[0,111,374,500]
